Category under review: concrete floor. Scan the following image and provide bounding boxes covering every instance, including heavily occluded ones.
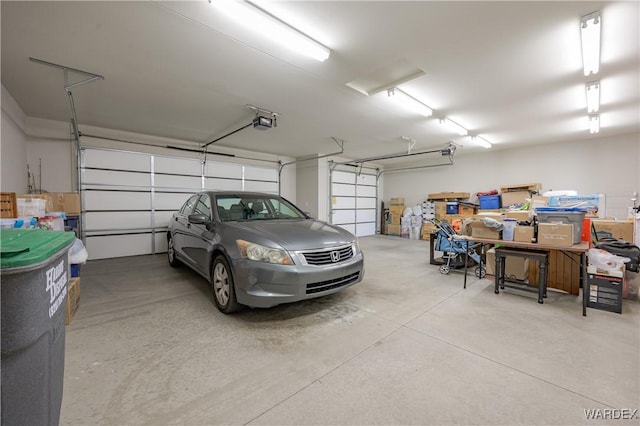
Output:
[61,235,640,425]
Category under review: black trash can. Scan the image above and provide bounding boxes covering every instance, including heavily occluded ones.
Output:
[1,229,75,426]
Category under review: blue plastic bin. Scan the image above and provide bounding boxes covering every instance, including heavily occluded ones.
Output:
[479,195,501,210]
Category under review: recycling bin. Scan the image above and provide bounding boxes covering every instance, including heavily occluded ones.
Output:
[1,229,75,426]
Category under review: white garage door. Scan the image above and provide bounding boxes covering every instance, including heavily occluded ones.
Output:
[80,147,278,259]
[330,167,378,237]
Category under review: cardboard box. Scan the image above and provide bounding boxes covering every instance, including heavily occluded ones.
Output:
[500,183,541,192]
[386,224,401,235]
[470,220,501,239]
[390,197,405,206]
[500,190,529,208]
[427,192,470,200]
[485,248,529,280]
[388,205,405,216]
[530,195,549,210]
[389,213,401,225]
[458,205,476,217]
[434,202,447,218]
[18,192,80,215]
[537,223,574,247]
[592,220,634,243]
[421,223,438,240]
[66,277,81,325]
[514,226,535,243]
[505,210,531,222]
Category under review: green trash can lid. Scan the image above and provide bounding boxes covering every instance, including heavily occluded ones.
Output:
[0,229,75,269]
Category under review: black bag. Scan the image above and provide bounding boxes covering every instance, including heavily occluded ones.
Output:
[595,238,640,272]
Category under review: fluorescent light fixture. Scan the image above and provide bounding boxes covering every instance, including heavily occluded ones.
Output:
[471,136,492,149]
[589,114,600,134]
[585,81,600,113]
[439,117,468,136]
[581,11,601,76]
[211,0,330,62]
[386,88,433,117]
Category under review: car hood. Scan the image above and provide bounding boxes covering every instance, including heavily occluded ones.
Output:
[224,219,356,251]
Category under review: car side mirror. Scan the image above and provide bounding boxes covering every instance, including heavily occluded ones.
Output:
[303,211,314,219]
[188,214,210,225]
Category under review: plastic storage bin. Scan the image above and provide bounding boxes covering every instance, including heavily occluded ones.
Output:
[535,207,586,244]
[446,202,458,214]
[1,229,75,426]
[478,195,501,210]
[502,218,517,241]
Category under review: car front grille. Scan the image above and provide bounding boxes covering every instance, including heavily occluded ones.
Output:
[306,272,360,295]
[302,245,354,266]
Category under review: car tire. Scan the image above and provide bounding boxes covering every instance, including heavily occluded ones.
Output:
[167,234,180,267]
[211,255,241,314]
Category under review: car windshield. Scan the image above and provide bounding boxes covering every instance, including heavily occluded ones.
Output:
[215,194,306,222]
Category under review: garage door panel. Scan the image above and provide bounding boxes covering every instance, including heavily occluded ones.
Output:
[154,156,201,175]
[155,233,168,254]
[205,177,242,191]
[83,169,150,187]
[154,211,175,228]
[332,196,355,209]
[337,224,356,234]
[330,169,377,237]
[357,197,377,209]
[357,209,377,222]
[154,174,202,190]
[332,210,356,224]
[83,149,150,171]
[332,171,356,184]
[80,147,280,259]
[244,181,278,193]
[356,185,376,197]
[356,223,376,236]
[84,191,150,211]
[206,162,242,179]
[85,234,152,260]
[84,211,152,230]
[357,174,377,185]
[244,166,277,181]
[154,192,192,210]
[331,183,356,196]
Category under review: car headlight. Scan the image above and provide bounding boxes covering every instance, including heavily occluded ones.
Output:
[236,240,293,265]
[352,239,361,255]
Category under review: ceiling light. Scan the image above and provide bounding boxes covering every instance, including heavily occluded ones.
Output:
[585,81,600,113]
[581,11,601,76]
[589,114,600,134]
[471,136,492,149]
[210,0,330,62]
[386,88,433,117]
[439,117,468,136]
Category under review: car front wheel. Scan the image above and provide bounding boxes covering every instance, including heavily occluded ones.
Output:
[211,255,240,314]
[167,234,180,267]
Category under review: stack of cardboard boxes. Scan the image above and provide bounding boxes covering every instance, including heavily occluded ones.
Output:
[386,198,404,236]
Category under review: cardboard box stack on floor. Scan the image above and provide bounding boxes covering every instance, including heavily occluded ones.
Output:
[386,198,404,236]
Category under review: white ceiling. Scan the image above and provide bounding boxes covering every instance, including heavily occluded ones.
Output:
[2,1,638,165]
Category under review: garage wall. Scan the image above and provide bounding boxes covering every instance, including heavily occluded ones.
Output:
[296,160,318,217]
[1,85,28,193]
[382,132,640,220]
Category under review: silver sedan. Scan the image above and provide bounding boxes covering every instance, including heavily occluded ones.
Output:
[167,191,365,313]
